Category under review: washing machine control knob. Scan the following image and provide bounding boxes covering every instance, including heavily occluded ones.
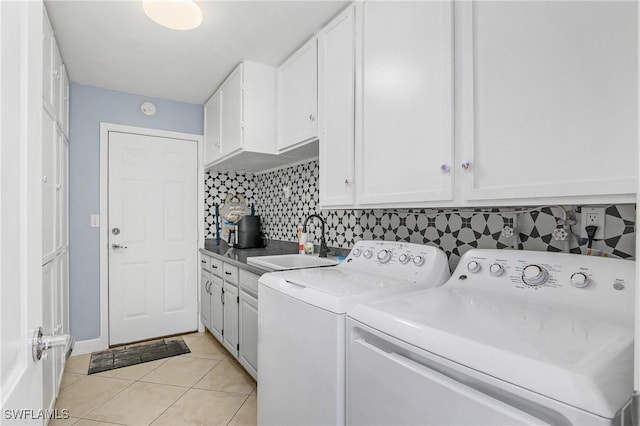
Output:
[467,261,481,273]
[352,248,362,257]
[522,265,548,286]
[489,263,504,276]
[413,255,425,266]
[377,250,392,264]
[398,254,410,264]
[570,272,589,288]
[363,249,373,259]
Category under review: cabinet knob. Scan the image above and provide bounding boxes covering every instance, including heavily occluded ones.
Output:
[56,184,61,190]
[52,70,60,80]
[440,164,451,173]
[42,175,47,183]
[461,161,472,171]
[309,114,315,121]
[344,178,350,185]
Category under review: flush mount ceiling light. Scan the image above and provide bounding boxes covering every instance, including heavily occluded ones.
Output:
[143,0,203,31]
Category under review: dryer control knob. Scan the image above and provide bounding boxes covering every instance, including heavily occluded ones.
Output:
[489,263,504,276]
[377,250,392,264]
[352,248,362,257]
[467,261,481,273]
[570,272,589,288]
[522,265,548,286]
[363,250,373,259]
[413,255,425,266]
[398,254,410,264]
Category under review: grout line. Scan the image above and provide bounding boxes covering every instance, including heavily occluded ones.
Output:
[226,394,251,426]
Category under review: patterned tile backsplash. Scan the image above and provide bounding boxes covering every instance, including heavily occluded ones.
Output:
[205,160,636,270]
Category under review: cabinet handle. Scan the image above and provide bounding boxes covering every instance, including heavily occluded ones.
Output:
[212,265,218,269]
[225,271,232,276]
[201,259,206,264]
[309,114,315,121]
[42,176,48,183]
[440,164,451,173]
[461,161,472,171]
[344,179,350,185]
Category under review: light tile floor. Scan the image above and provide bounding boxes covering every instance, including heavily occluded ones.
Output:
[52,332,257,426]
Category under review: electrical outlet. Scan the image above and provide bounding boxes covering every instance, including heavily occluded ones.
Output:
[580,207,605,240]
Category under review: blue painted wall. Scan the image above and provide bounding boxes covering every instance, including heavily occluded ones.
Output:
[69,83,203,341]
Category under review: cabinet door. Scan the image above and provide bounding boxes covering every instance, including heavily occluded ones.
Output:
[318,6,355,208]
[42,111,57,263]
[209,276,224,341]
[59,65,69,137]
[222,283,238,357]
[277,38,318,151]
[52,43,62,119]
[220,66,243,158]
[238,290,258,380]
[200,270,211,330]
[42,261,57,410]
[42,12,54,111]
[60,248,69,335]
[204,91,222,165]
[457,1,637,201]
[55,252,66,388]
[356,1,453,206]
[55,128,67,252]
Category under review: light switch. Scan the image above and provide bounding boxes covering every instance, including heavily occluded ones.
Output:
[90,215,100,228]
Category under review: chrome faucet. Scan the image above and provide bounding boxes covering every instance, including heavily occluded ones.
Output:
[303,214,330,258]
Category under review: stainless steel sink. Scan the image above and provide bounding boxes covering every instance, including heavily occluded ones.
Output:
[246,254,339,271]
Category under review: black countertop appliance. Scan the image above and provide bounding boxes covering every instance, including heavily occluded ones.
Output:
[235,215,263,249]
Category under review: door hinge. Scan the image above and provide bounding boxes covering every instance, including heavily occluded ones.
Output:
[237,296,239,303]
[222,329,224,336]
[237,343,239,351]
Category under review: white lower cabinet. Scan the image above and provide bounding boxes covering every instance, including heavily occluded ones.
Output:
[200,270,211,330]
[201,253,260,380]
[238,289,258,380]
[209,275,224,342]
[222,283,239,357]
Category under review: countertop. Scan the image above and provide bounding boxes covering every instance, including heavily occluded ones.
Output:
[199,239,349,275]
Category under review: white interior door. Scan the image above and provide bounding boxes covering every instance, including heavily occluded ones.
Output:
[1,0,45,420]
[108,131,198,345]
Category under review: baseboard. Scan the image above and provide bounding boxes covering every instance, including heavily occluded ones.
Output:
[71,337,107,356]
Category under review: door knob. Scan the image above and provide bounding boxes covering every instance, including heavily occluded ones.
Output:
[32,327,74,362]
[112,243,128,250]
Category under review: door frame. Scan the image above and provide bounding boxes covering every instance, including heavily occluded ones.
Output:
[84,123,204,354]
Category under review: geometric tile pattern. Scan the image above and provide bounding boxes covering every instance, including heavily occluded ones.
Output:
[205,160,636,270]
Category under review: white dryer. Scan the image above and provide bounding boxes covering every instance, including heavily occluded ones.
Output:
[257,240,450,425]
[347,249,635,425]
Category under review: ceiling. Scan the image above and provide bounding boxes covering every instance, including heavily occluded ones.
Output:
[45,0,349,104]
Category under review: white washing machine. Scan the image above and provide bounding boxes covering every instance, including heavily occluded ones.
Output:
[257,240,450,426]
[347,249,635,425]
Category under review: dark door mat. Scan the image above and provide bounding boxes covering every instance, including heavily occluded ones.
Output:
[88,337,191,374]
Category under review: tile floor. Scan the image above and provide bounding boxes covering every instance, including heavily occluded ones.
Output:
[52,332,257,426]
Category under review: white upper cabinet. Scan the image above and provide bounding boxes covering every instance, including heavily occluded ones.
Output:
[277,38,318,152]
[42,12,55,112]
[318,5,356,208]
[204,91,222,165]
[355,1,454,207]
[43,8,69,138]
[456,1,637,203]
[220,66,243,158]
[205,62,277,171]
[59,64,69,137]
